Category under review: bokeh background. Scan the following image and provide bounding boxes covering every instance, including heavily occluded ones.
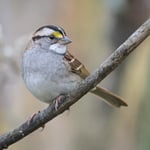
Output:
[0,0,150,150]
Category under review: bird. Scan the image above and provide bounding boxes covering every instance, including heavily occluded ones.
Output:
[22,25,127,108]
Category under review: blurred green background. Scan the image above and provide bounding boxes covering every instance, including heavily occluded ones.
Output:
[0,0,150,150]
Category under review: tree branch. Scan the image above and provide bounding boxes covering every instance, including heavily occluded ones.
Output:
[0,18,150,149]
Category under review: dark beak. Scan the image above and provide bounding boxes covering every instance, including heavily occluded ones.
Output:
[59,36,72,45]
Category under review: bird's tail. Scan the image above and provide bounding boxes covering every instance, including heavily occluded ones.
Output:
[91,86,128,107]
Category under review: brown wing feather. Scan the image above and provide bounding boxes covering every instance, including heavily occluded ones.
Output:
[64,51,127,107]
[64,51,89,79]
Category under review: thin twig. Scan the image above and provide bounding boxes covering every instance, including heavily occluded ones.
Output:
[0,18,150,149]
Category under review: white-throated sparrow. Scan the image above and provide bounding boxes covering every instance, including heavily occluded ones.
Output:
[22,25,127,107]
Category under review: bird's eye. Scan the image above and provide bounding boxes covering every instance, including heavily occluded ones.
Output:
[49,35,55,40]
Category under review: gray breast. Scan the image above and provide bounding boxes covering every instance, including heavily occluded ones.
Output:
[22,48,81,103]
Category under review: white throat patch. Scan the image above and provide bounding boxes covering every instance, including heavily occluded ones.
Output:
[49,43,67,54]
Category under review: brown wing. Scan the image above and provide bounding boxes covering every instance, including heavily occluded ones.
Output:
[64,51,89,79]
[64,51,128,108]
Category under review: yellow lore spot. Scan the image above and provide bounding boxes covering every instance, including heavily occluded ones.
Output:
[53,31,63,38]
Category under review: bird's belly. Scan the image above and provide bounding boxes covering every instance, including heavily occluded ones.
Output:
[24,73,80,104]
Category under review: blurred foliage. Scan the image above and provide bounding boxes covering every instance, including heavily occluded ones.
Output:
[0,0,149,150]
